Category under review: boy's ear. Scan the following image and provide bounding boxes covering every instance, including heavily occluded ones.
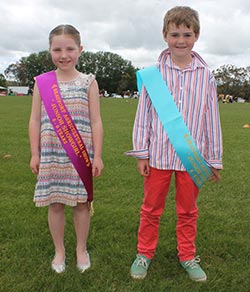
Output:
[162,31,168,42]
[195,33,200,42]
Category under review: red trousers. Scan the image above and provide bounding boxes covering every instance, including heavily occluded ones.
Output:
[137,168,199,262]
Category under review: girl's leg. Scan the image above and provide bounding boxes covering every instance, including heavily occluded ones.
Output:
[175,171,199,261]
[73,203,90,265]
[137,168,172,259]
[48,203,65,264]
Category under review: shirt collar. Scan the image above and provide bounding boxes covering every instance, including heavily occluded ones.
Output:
[157,48,208,71]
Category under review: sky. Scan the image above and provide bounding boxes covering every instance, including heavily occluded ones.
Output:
[1,0,250,76]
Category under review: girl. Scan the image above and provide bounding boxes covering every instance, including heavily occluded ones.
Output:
[29,24,103,273]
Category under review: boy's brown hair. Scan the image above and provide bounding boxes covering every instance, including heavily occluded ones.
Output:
[163,6,200,37]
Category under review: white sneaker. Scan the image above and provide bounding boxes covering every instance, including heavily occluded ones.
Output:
[51,258,66,274]
[77,251,91,273]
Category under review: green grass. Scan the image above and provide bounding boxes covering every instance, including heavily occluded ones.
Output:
[0,96,250,292]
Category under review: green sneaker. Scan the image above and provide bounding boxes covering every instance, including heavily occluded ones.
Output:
[180,256,207,282]
[130,254,151,279]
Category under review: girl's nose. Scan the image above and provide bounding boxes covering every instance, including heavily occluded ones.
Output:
[61,50,67,58]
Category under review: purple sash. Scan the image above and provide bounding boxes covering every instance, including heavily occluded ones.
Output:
[36,71,93,202]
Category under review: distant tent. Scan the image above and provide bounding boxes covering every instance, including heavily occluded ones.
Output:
[0,86,7,96]
[237,97,245,103]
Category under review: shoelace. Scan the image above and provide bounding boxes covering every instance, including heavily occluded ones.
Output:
[184,256,201,269]
[136,257,149,268]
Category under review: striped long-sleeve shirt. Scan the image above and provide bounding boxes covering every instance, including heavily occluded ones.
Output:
[126,49,223,170]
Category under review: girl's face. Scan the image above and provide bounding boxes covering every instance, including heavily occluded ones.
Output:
[50,34,82,72]
[164,23,199,64]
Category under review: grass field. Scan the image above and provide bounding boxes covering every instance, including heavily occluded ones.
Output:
[0,96,250,292]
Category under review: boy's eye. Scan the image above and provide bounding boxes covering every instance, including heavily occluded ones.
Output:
[52,48,61,52]
[170,33,193,38]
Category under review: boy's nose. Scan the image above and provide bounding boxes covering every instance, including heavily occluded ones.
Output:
[177,36,185,43]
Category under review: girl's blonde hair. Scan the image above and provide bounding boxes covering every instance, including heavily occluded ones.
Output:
[49,24,81,47]
[163,6,200,37]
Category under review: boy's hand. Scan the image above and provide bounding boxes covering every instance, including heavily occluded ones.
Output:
[209,167,221,183]
[137,159,150,176]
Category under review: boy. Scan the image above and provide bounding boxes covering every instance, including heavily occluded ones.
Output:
[126,6,223,282]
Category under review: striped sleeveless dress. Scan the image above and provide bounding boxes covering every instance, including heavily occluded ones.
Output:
[34,73,95,207]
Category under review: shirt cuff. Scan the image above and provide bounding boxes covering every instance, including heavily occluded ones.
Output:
[124,149,149,159]
[206,160,223,170]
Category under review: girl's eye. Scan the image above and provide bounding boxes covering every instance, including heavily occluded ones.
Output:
[67,47,75,51]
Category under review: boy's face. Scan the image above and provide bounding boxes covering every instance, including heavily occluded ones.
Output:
[163,23,199,62]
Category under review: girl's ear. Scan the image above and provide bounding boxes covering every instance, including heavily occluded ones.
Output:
[79,45,83,54]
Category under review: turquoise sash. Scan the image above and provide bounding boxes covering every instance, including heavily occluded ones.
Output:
[137,65,212,188]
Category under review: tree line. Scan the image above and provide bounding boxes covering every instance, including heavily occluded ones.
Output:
[2,51,250,101]
[3,51,137,95]
[212,64,250,101]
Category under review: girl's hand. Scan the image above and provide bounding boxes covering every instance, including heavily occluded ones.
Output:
[92,157,104,177]
[137,159,150,177]
[30,155,40,174]
[209,167,221,183]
